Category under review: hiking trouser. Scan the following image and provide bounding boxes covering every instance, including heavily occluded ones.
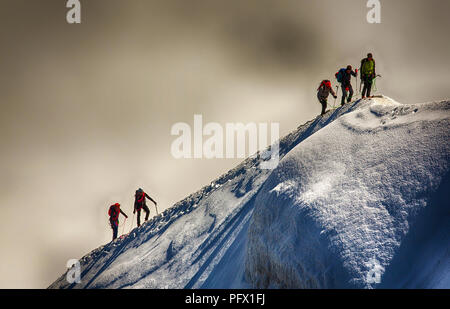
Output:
[317,94,327,115]
[362,76,373,97]
[341,84,353,105]
[317,93,327,115]
[136,204,150,227]
[110,219,119,240]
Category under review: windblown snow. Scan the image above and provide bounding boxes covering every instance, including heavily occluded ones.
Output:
[50,96,450,289]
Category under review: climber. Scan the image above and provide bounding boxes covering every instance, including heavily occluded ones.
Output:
[335,65,358,105]
[134,188,157,227]
[317,80,337,116]
[108,203,128,241]
[360,53,376,98]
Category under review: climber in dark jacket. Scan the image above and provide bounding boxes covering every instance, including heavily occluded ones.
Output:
[338,65,358,106]
[134,188,157,227]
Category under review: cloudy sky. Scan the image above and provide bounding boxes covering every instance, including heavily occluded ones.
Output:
[0,0,449,288]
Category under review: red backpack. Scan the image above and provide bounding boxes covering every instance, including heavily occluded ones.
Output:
[108,203,120,221]
[318,80,331,91]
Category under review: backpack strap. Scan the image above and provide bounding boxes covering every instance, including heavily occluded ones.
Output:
[138,191,145,203]
[317,81,324,91]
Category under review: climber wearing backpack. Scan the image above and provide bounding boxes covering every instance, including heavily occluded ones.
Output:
[134,188,157,227]
[108,203,128,241]
[360,53,376,98]
[336,65,358,106]
[317,80,337,116]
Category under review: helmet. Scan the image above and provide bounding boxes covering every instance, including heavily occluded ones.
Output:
[367,53,373,58]
[346,65,352,70]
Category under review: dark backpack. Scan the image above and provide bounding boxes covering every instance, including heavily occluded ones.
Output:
[335,68,346,83]
[134,191,146,210]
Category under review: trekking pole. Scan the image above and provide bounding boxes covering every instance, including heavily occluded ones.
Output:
[333,86,339,108]
[121,217,127,235]
[154,203,159,216]
[359,76,362,95]
[129,212,135,233]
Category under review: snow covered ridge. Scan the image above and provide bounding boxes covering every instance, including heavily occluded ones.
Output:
[245,97,450,288]
[49,96,450,289]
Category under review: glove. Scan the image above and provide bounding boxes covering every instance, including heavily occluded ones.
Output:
[133,210,135,214]
[334,95,337,99]
[355,69,358,74]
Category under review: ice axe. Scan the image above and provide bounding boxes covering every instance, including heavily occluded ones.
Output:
[373,74,382,81]
[359,75,363,95]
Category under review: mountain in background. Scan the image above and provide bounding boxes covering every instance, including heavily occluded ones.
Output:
[49,96,450,289]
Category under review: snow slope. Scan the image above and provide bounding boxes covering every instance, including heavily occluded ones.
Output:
[246,97,450,288]
[49,96,450,289]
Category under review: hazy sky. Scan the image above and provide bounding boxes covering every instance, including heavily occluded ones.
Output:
[0,0,449,288]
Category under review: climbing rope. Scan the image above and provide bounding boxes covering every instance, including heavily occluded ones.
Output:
[128,211,135,234]
[372,76,378,93]
[117,211,135,240]
[120,217,127,235]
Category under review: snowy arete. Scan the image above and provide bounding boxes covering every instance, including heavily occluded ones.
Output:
[50,96,450,289]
